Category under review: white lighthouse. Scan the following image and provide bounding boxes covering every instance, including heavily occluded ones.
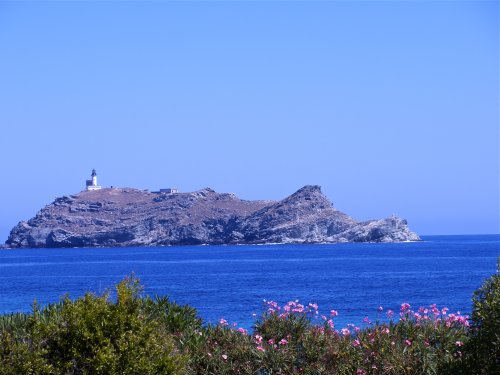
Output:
[86,169,102,191]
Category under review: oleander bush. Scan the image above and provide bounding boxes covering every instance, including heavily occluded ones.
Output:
[194,300,469,375]
[0,269,498,375]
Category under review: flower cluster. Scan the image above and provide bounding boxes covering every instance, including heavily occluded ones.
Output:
[264,299,319,319]
[387,302,470,329]
[205,300,470,374]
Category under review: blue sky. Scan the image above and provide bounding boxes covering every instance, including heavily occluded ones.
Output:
[0,1,498,240]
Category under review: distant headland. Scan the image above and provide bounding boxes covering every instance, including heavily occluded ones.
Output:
[4,170,420,248]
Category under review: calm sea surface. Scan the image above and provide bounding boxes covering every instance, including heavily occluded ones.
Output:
[0,235,498,329]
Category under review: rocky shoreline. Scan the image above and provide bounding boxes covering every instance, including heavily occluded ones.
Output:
[5,185,420,248]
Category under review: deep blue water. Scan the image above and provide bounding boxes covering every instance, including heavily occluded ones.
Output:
[0,235,498,329]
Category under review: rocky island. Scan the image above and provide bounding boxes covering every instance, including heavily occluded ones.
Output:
[5,185,420,248]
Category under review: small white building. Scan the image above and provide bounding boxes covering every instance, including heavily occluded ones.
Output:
[159,188,178,194]
[86,169,102,191]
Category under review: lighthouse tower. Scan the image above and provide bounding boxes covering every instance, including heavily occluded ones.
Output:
[86,169,102,191]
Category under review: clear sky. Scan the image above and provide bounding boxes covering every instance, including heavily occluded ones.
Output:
[0,1,498,241]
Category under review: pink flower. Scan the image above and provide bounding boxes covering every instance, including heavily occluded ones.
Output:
[378,306,384,311]
[292,303,305,313]
[254,335,263,345]
[442,307,449,315]
[309,302,318,310]
[362,316,372,324]
[430,304,440,317]
[279,338,288,345]
[330,310,339,317]
[341,328,350,336]
[352,339,361,347]
[357,370,367,375]
[237,327,248,335]
[455,341,464,347]
[445,313,470,327]
[405,339,412,346]
[265,300,281,314]
[219,318,228,327]
[256,346,265,352]
[266,300,278,309]
[400,303,411,312]
[221,354,228,361]
[268,339,275,345]
[387,309,394,319]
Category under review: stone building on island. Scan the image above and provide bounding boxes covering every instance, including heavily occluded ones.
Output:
[151,187,179,194]
[159,188,178,194]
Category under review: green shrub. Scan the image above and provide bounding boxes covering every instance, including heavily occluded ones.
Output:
[0,276,186,374]
[465,261,500,374]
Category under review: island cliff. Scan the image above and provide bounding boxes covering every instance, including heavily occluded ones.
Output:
[5,185,420,248]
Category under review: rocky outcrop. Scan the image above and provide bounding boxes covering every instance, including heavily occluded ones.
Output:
[5,185,420,248]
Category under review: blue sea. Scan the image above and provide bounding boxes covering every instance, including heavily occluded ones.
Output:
[0,235,498,329]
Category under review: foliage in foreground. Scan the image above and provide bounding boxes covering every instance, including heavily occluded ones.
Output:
[190,301,470,375]
[0,269,498,375]
[463,260,500,374]
[0,276,197,374]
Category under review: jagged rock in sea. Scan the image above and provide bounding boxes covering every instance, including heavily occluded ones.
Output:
[5,185,420,248]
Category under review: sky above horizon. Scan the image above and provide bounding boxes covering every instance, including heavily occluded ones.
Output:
[0,1,498,240]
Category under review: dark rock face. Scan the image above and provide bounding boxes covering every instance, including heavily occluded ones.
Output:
[5,185,420,248]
